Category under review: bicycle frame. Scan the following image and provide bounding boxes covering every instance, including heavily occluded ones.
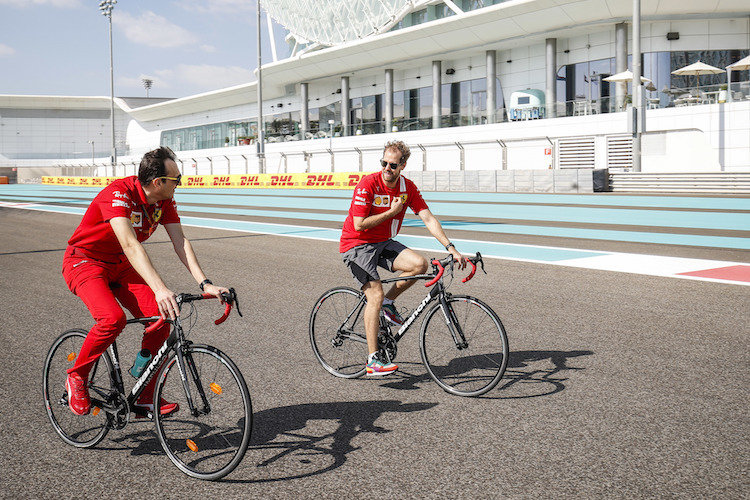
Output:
[89,290,240,422]
[342,255,477,348]
[84,315,178,421]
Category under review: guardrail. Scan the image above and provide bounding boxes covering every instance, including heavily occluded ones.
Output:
[609,172,750,194]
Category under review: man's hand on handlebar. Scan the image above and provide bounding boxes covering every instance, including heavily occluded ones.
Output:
[203,283,230,303]
[449,247,467,270]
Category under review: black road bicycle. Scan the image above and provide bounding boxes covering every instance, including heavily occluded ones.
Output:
[310,253,509,397]
[43,289,251,481]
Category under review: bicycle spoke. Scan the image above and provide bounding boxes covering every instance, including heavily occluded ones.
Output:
[43,330,112,447]
[310,287,369,378]
[155,345,252,480]
[421,296,508,397]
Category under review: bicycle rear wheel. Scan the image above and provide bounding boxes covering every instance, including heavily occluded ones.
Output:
[309,287,368,378]
[43,329,113,447]
[420,295,509,397]
[154,344,252,481]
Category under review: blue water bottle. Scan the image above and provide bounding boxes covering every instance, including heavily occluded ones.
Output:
[129,349,152,378]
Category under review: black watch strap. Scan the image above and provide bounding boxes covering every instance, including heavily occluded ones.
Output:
[199,279,213,291]
[445,242,455,251]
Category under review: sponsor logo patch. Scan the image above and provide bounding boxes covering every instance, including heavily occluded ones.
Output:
[131,212,142,227]
[373,195,390,207]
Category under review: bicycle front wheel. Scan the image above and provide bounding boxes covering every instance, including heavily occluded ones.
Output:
[420,295,509,397]
[43,329,113,447]
[154,344,252,481]
[309,287,368,378]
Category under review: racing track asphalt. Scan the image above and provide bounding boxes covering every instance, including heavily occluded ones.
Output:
[0,206,748,499]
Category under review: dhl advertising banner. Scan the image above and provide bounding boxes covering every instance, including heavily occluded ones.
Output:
[43,176,122,187]
[43,172,368,189]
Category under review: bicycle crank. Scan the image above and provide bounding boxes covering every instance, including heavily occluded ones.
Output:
[100,391,130,430]
[378,331,398,362]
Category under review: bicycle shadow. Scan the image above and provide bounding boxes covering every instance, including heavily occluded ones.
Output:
[104,399,436,483]
[231,399,436,483]
[378,349,593,399]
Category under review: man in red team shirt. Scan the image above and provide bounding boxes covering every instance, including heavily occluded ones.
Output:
[340,140,466,376]
[62,146,228,416]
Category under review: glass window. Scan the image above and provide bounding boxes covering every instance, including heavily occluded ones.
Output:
[393,91,405,120]
[411,9,426,26]
[435,5,455,19]
[419,86,432,119]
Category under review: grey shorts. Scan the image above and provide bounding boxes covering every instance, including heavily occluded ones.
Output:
[342,239,408,289]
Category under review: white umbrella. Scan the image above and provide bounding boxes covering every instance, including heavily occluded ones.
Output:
[603,70,651,83]
[726,55,750,71]
[725,55,750,102]
[671,61,724,93]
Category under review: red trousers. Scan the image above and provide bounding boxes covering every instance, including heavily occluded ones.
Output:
[62,246,170,403]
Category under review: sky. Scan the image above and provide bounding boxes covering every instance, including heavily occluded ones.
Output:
[0,0,288,99]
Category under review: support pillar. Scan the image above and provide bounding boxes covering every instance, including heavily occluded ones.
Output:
[341,76,350,137]
[486,50,497,123]
[545,39,557,118]
[385,69,394,132]
[615,22,628,113]
[300,82,309,139]
[432,60,442,129]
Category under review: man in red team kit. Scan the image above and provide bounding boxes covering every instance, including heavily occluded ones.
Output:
[62,146,228,416]
[340,140,466,376]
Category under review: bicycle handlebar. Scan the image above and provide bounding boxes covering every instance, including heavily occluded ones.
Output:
[424,253,485,287]
[143,288,242,334]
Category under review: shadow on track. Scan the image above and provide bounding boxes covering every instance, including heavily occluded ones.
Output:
[376,349,593,399]
[84,399,436,483]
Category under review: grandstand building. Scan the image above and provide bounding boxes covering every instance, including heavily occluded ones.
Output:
[1,0,748,187]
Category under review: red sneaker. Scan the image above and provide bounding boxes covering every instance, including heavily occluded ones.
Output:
[66,373,91,416]
[134,398,180,418]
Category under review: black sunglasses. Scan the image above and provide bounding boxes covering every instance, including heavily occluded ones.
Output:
[380,160,403,169]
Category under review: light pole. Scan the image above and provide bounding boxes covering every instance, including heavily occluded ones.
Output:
[142,78,153,97]
[88,140,95,165]
[99,0,117,172]
[257,0,265,173]
[328,119,334,151]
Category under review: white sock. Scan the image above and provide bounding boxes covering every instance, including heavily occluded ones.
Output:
[368,352,377,363]
[383,298,394,306]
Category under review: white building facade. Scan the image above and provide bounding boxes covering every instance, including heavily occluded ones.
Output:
[1,0,748,183]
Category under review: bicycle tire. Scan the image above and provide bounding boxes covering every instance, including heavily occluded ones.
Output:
[154,344,252,481]
[420,295,509,397]
[309,287,368,378]
[43,329,113,447]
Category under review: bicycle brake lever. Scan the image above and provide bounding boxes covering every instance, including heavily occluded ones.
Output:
[475,252,487,274]
[229,287,243,317]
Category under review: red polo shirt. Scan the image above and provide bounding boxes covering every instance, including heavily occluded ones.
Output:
[67,176,180,257]
[340,171,428,253]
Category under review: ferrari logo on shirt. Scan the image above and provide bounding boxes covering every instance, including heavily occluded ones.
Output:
[131,212,142,228]
[400,194,408,203]
[153,208,162,223]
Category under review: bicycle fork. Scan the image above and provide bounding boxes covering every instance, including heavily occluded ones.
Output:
[438,296,469,350]
[174,340,212,418]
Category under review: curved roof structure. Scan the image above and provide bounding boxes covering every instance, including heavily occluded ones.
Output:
[262,0,414,46]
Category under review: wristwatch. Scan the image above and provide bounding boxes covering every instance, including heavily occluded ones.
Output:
[445,242,455,251]
[199,279,213,292]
